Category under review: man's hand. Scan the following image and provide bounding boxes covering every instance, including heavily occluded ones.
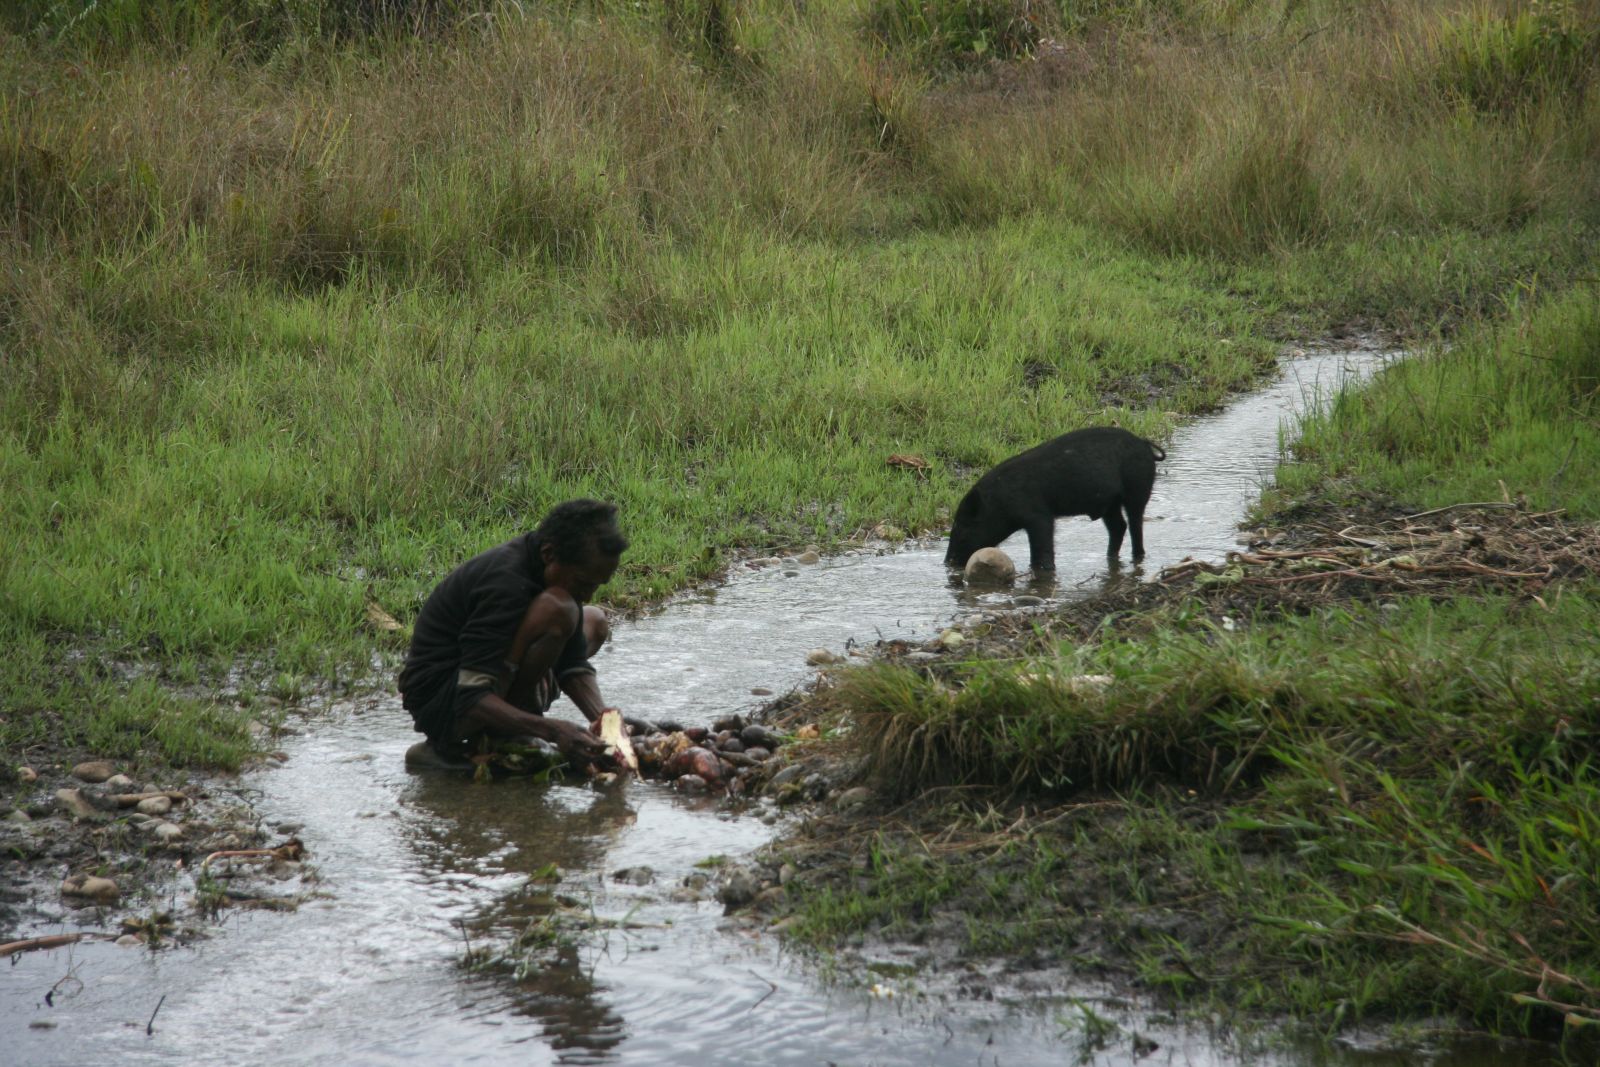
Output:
[543,717,617,767]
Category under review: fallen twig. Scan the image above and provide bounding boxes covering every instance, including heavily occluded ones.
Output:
[747,969,779,1011]
[199,838,305,875]
[0,933,82,956]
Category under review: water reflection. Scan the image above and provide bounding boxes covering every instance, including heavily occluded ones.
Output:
[401,774,639,1060]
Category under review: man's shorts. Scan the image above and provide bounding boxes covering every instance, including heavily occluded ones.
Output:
[411,669,560,758]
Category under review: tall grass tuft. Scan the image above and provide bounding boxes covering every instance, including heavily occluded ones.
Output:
[1429,2,1597,115]
[865,0,1045,69]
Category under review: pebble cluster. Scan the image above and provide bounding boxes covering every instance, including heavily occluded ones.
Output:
[625,713,788,796]
[3,752,296,941]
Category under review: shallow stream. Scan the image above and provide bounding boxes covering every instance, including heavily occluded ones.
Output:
[12,341,1553,1066]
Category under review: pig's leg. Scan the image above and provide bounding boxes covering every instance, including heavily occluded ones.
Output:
[1126,501,1146,561]
[1024,517,1057,572]
[1102,508,1128,559]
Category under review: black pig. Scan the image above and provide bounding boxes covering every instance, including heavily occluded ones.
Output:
[945,426,1165,572]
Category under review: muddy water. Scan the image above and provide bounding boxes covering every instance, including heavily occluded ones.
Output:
[11,342,1556,1066]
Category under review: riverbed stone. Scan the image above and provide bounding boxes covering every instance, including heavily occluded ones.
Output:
[150,821,184,843]
[612,866,655,886]
[61,874,119,903]
[963,547,1016,585]
[17,766,37,783]
[717,870,759,909]
[104,774,136,791]
[137,795,173,817]
[805,648,840,666]
[740,724,782,750]
[55,788,101,819]
[937,628,966,650]
[1011,594,1045,607]
[768,764,806,789]
[797,551,820,564]
[834,786,874,811]
[5,809,32,824]
[71,760,117,783]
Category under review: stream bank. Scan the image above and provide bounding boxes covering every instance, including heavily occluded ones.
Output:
[15,341,1564,1066]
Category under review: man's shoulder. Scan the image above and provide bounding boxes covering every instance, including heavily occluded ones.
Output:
[455,533,536,583]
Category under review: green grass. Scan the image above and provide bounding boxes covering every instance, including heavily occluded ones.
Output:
[1271,282,1600,515]
[790,591,1600,1034]
[0,0,1597,961]
[780,283,1600,1038]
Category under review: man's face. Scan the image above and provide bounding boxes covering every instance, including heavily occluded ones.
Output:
[545,542,620,603]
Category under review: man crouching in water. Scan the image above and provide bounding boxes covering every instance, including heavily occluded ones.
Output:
[400,499,626,770]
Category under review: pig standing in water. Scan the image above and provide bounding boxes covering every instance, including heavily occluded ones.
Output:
[945,426,1166,573]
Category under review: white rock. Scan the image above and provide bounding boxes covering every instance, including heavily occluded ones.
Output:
[805,648,839,666]
[105,774,135,790]
[151,821,184,843]
[963,547,1016,585]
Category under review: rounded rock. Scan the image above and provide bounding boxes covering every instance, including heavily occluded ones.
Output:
[136,796,173,817]
[834,786,874,810]
[740,724,782,750]
[61,874,119,903]
[963,547,1016,585]
[70,760,117,784]
[17,766,38,783]
[805,648,839,666]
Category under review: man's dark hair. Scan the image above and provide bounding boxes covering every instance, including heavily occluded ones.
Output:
[535,499,629,564]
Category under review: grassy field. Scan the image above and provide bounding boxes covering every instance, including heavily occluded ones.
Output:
[3,0,1599,1041]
